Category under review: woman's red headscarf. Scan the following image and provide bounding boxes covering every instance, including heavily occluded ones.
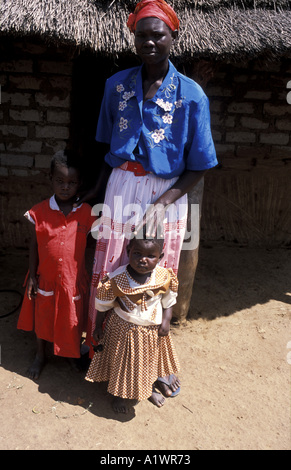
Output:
[127,0,180,33]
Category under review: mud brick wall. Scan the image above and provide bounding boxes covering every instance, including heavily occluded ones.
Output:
[201,58,291,246]
[0,40,73,247]
[206,59,291,171]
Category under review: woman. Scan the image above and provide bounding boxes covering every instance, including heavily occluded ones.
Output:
[78,0,217,404]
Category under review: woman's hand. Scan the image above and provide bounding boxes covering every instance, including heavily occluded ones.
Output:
[135,202,166,239]
[73,159,111,208]
[134,169,207,238]
[73,188,99,208]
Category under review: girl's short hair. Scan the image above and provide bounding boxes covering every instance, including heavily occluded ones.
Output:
[50,149,83,177]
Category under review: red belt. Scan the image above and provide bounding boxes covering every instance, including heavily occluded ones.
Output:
[119,161,151,177]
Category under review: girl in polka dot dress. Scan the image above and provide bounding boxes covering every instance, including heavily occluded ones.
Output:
[85,236,180,413]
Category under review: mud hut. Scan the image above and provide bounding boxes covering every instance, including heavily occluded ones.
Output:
[1,0,291,320]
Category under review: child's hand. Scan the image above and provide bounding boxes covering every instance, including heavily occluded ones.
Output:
[27,276,38,300]
[158,319,170,337]
[158,307,172,336]
[93,326,104,343]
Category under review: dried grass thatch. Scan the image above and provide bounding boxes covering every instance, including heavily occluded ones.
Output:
[0,0,291,60]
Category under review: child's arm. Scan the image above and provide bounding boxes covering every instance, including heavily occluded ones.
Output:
[27,228,39,300]
[93,275,116,343]
[158,306,173,337]
[159,268,179,336]
[93,311,106,343]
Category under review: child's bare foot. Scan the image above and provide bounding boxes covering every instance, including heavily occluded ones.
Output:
[155,374,181,397]
[27,354,45,380]
[148,389,165,408]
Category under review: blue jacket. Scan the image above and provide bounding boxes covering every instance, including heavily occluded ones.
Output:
[96,61,217,179]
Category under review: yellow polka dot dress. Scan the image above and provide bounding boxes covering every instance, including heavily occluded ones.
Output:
[85,265,180,400]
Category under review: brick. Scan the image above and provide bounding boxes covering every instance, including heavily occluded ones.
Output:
[270,146,291,158]
[47,110,70,124]
[226,132,256,143]
[9,76,43,90]
[35,92,70,108]
[254,159,289,169]
[35,155,52,169]
[275,119,291,131]
[212,130,222,142]
[228,102,254,114]
[48,76,72,90]
[234,75,248,83]
[240,117,269,129]
[0,153,34,167]
[206,86,233,97]
[10,109,41,122]
[260,133,289,145]
[14,41,48,55]
[253,62,280,72]
[7,140,42,153]
[42,141,66,154]
[236,146,268,158]
[0,60,33,73]
[39,61,73,75]
[0,167,9,176]
[2,92,30,106]
[264,103,291,115]
[209,100,223,113]
[10,169,30,176]
[244,91,272,100]
[219,156,253,170]
[0,125,28,137]
[214,144,235,156]
[0,74,7,86]
[211,115,235,127]
[35,126,69,139]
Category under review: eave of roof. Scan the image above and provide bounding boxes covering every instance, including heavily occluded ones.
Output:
[1,0,291,61]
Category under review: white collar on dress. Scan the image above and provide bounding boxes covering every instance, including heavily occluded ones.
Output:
[108,264,157,288]
[49,195,80,212]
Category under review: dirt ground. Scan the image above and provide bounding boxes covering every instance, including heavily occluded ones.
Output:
[0,242,290,451]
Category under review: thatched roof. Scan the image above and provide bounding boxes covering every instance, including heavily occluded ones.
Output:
[1,0,291,60]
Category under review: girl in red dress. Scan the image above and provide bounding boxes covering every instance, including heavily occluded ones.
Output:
[17,150,96,379]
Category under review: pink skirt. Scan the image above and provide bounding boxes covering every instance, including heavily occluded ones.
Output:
[85,311,180,400]
[87,167,187,352]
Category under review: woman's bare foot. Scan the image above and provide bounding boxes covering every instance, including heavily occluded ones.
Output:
[148,389,165,408]
[112,397,136,414]
[155,374,181,397]
[27,354,45,380]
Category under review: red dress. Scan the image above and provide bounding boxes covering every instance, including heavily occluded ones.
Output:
[17,196,96,358]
